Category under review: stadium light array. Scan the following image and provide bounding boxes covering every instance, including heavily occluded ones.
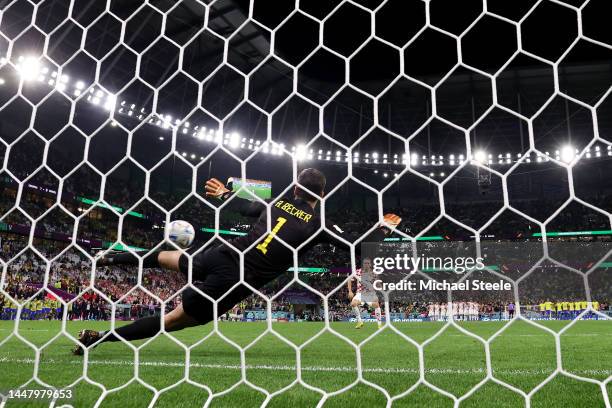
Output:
[474,150,487,164]
[15,56,41,81]
[561,145,576,163]
[2,56,612,172]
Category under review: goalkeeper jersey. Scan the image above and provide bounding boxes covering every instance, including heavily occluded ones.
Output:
[223,195,386,280]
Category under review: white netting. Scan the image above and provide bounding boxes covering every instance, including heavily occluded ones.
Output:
[0,0,611,406]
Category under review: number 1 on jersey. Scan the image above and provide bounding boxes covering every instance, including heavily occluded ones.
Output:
[256,217,287,255]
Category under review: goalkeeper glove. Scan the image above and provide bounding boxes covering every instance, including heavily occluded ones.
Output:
[205,178,231,200]
[380,213,401,234]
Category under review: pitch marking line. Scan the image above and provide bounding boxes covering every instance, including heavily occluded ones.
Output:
[0,357,610,376]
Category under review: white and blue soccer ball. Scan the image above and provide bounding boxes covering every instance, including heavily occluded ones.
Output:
[166,220,195,248]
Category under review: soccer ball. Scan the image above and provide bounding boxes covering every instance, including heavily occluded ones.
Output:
[166,220,195,248]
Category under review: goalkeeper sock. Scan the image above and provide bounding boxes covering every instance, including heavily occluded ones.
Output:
[375,307,382,324]
[100,316,162,342]
[101,250,162,268]
[352,306,362,323]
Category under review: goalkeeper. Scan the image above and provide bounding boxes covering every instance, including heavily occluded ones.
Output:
[73,168,401,353]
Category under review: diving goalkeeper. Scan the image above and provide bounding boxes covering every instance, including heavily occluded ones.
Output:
[73,168,401,353]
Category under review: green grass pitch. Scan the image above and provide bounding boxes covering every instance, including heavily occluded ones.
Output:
[0,319,610,407]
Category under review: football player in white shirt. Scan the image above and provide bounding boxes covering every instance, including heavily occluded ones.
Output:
[433,303,440,321]
[348,258,382,329]
[428,303,435,321]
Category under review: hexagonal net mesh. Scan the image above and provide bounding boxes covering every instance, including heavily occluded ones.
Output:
[0,0,611,406]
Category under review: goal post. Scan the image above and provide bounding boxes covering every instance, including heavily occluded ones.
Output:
[0,0,611,407]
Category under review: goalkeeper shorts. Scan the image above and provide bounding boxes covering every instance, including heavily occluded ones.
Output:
[178,245,269,323]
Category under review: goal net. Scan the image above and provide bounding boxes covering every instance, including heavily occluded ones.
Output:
[0,0,611,406]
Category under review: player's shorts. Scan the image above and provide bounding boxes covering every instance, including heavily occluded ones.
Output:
[354,291,378,305]
[178,245,270,324]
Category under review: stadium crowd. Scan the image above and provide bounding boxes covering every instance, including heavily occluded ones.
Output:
[1,243,185,320]
[1,150,611,323]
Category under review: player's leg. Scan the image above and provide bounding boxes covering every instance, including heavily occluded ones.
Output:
[371,300,382,329]
[72,303,200,355]
[73,249,201,355]
[74,246,243,355]
[350,295,363,328]
[98,249,181,272]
